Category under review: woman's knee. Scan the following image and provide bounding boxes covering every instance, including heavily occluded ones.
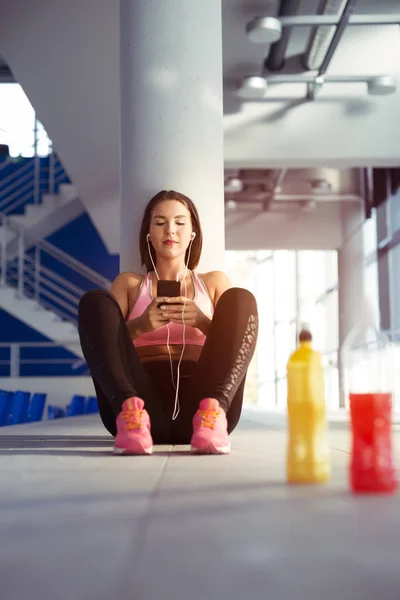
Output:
[219,287,257,312]
[79,289,116,314]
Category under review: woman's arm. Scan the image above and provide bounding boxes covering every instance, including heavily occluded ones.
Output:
[109,271,142,319]
[202,270,232,307]
[109,272,146,340]
[110,272,170,340]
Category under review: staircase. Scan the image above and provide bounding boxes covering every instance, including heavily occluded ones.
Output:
[0,283,82,357]
[5,183,84,258]
[0,154,112,362]
[0,217,112,356]
[0,155,84,257]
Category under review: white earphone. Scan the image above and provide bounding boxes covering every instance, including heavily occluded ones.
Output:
[145,228,196,420]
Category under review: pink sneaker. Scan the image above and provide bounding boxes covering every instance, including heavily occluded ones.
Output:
[190,398,231,454]
[113,397,153,455]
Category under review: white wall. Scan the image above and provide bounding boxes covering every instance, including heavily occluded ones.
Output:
[0,0,120,253]
[224,26,400,169]
[225,201,343,251]
[0,377,95,409]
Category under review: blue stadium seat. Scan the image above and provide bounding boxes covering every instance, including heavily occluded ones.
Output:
[47,405,65,420]
[66,395,86,417]
[6,391,30,425]
[85,396,99,414]
[27,393,47,422]
[0,390,13,427]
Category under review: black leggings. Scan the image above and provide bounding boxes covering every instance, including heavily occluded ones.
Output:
[78,288,258,444]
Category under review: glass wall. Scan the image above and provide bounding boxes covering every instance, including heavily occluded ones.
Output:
[363,210,379,318]
[389,187,400,333]
[226,249,339,409]
[388,187,400,410]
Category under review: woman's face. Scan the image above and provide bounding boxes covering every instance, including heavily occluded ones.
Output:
[148,199,193,260]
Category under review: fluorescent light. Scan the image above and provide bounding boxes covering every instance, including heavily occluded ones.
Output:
[246,17,282,44]
[236,76,268,99]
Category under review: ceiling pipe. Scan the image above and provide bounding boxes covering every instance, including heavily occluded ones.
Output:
[307,0,358,99]
[224,193,361,205]
[264,0,301,72]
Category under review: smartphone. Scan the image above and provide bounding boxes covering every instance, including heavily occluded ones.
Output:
[157,280,181,308]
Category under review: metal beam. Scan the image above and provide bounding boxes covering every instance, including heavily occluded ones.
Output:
[279,14,400,26]
[265,74,383,84]
[317,0,357,77]
[306,0,357,99]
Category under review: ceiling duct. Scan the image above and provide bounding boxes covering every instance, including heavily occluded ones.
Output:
[302,0,348,71]
[264,0,301,72]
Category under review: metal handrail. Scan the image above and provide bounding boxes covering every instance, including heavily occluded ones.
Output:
[0,160,33,188]
[0,359,79,365]
[0,146,70,219]
[0,217,111,330]
[2,215,112,290]
[7,263,79,314]
[22,267,81,307]
[0,341,84,376]
[0,155,35,173]
[2,267,79,325]
[0,170,34,204]
[40,301,79,326]
[24,257,86,297]
[1,188,36,215]
[0,341,80,347]
[33,275,80,308]
[0,156,16,172]
[32,286,78,316]
[36,238,112,289]
[0,143,111,334]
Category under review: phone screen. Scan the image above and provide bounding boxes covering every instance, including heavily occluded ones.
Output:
[157,280,181,308]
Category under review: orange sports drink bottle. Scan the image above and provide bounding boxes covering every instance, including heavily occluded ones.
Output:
[286,326,330,484]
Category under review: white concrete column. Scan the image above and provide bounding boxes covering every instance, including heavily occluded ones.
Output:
[338,202,365,407]
[119,0,224,272]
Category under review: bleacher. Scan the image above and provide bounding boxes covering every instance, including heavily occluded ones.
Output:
[0,389,99,426]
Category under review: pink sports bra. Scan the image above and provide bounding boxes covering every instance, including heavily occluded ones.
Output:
[128,271,214,347]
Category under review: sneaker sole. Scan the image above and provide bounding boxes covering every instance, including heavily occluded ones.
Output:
[112,445,153,456]
[190,443,231,455]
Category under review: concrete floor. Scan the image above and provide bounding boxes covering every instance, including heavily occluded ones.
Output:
[1,408,400,600]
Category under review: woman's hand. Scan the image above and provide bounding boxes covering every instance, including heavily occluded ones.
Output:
[158,297,211,335]
[127,297,170,339]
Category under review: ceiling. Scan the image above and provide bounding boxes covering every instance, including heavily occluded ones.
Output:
[221,0,399,206]
[222,0,399,89]
[1,0,399,209]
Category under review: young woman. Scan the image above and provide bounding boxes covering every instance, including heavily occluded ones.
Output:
[78,190,258,455]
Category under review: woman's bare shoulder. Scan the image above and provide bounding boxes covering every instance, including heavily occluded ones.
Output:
[200,270,230,284]
[111,271,143,288]
[198,271,231,305]
[109,271,145,318]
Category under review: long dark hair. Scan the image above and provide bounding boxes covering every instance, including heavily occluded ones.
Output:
[139,190,203,272]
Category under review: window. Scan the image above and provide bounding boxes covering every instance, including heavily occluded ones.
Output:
[0,83,51,156]
[226,249,339,409]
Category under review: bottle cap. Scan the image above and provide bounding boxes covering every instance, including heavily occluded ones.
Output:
[299,322,312,342]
